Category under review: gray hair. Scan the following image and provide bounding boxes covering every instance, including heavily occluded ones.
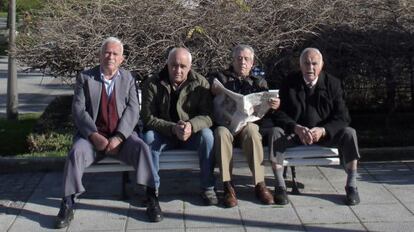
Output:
[299,47,323,64]
[167,47,192,64]
[232,44,255,60]
[100,37,124,55]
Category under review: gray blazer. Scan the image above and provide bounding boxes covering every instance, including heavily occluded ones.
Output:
[72,66,139,140]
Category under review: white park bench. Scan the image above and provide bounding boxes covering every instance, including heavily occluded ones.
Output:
[85,90,340,198]
[85,145,339,198]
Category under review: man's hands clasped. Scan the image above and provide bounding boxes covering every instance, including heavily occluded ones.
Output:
[89,132,122,155]
[173,120,192,141]
[294,125,326,145]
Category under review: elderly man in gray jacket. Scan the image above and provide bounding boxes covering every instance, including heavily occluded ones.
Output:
[55,37,162,229]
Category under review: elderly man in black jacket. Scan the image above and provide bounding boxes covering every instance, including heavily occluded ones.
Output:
[271,48,360,206]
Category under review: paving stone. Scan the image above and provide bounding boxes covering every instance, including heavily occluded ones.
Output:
[292,178,337,194]
[371,174,414,186]
[185,207,242,228]
[351,203,414,222]
[352,181,399,205]
[403,203,414,215]
[289,192,344,206]
[304,223,366,232]
[127,229,184,232]
[316,166,348,183]
[240,206,302,229]
[127,205,184,230]
[0,214,16,232]
[68,198,129,231]
[385,185,414,204]
[187,227,245,232]
[364,222,414,232]
[362,163,412,175]
[8,197,64,232]
[182,195,220,209]
[295,205,359,224]
[245,227,305,232]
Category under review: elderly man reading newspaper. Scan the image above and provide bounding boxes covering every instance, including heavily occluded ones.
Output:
[208,45,280,207]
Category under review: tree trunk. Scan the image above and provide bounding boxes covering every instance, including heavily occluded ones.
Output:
[7,0,17,120]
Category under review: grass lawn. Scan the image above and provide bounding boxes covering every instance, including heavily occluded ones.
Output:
[0,113,66,157]
[0,113,40,155]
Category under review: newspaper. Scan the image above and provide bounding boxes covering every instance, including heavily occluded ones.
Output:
[212,78,279,134]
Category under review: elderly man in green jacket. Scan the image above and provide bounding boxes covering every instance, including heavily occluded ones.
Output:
[140,47,217,205]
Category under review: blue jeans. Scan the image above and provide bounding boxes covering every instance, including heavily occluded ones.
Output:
[142,128,216,190]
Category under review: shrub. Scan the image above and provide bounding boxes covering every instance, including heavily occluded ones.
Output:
[26,95,74,153]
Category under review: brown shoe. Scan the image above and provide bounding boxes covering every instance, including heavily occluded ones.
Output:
[223,181,238,208]
[255,182,274,205]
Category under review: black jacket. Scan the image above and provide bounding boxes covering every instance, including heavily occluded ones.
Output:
[272,71,351,139]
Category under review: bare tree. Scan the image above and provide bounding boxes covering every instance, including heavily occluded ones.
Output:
[15,0,332,80]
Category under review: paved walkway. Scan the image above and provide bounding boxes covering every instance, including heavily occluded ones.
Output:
[1,162,414,231]
[0,56,73,117]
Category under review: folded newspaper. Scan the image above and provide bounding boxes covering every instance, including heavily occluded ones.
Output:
[212,78,279,134]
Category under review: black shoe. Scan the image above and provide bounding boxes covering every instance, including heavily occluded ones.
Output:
[345,186,360,205]
[201,189,218,205]
[273,186,289,205]
[146,196,163,222]
[55,200,74,229]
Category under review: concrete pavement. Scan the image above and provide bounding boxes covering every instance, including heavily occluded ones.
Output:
[1,162,414,231]
[0,56,73,117]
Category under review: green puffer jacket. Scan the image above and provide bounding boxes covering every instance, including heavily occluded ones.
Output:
[140,66,213,137]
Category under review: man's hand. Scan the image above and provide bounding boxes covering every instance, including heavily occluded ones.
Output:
[294,124,313,145]
[309,127,325,143]
[173,120,192,141]
[105,136,123,155]
[269,97,280,110]
[89,132,109,151]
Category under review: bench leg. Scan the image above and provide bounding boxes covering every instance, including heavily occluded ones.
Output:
[290,166,301,195]
[121,171,130,200]
[283,166,288,179]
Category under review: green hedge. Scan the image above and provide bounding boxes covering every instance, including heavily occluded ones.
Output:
[26,95,73,153]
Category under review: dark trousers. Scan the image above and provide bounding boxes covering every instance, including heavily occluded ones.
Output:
[268,127,360,165]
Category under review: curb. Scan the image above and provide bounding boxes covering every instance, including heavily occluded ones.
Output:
[1,146,413,173]
[359,146,414,161]
[0,156,65,173]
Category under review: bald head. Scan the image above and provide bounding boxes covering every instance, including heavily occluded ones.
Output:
[299,48,324,84]
[167,47,192,86]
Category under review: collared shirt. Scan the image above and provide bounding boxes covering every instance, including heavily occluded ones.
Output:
[303,76,318,88]
[100,71,120,98]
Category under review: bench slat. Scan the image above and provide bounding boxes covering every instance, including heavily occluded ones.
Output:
[284,157,340,166]
[85,145,339,173]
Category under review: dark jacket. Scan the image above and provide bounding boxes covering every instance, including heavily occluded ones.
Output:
[272,71,351,139]
[209,67,268,95]
[140,66,213,137]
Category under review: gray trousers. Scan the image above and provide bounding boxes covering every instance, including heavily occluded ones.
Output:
[269,127,360,165]
[62,131,157,197]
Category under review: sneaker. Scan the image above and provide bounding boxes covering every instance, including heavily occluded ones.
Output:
[201,189,218,205]
[273,186,289,205]
[345,186,360,205]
